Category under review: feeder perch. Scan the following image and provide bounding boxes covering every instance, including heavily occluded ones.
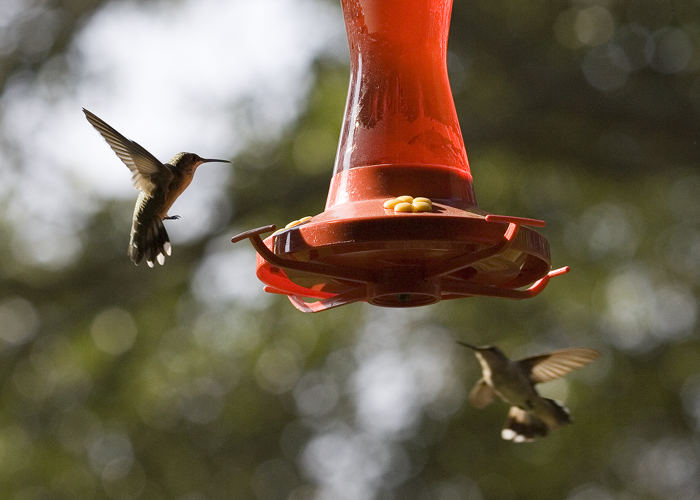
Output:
[232,0,569,312]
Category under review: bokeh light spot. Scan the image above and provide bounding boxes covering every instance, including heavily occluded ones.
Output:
[574,6,615,47]
[582,44,631,91]
[648,28,693,74]
[0,296,39,347]
[90,307,138,355]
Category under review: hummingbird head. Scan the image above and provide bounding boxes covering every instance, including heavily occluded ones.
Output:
[456,341,508,363]
[170,152,231,171]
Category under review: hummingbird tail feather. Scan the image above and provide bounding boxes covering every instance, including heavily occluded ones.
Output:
[501,407,549,442]
[129,218,171,267]
[501,399,572,442]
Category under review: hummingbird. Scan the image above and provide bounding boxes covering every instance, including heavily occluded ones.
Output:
[457,341,600,442]
[83,108,230,267]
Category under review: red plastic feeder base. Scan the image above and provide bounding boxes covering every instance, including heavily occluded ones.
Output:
[231,165,568,313]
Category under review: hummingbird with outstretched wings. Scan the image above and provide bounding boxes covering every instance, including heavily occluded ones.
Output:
[459,342,600,442]
[83,108,230,267]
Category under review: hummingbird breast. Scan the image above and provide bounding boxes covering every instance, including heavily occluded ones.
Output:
[159,168,193,219]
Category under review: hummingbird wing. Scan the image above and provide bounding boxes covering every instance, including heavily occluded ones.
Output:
[518,348,600,384]
[468,378,496,408]
[83,108,165,195]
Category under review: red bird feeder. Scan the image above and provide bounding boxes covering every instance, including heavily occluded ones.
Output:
[232,0,568,312]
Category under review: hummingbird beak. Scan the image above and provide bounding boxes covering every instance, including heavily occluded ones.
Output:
[456,340,480,351]
[200,158,231,164]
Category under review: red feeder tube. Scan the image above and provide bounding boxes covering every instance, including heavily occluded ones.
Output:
[231,0,568,312]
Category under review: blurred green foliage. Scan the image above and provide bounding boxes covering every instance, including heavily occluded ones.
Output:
[0,0,699,499]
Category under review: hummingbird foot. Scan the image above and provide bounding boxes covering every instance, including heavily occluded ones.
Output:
[164,215,180,220]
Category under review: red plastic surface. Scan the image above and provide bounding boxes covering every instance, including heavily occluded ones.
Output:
[330,0,472,208]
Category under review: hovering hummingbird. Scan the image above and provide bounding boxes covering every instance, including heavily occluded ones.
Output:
[458,341,600,442]
[83,108,230,267]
